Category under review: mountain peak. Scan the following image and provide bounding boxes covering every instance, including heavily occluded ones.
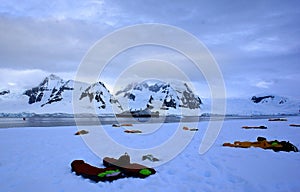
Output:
[23,74,71,106]
[115,80,202,114]
[48,74,62,81]
[0,89,10,96]
[251,94,288,105]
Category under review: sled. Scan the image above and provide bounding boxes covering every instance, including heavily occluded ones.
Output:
[183,126,199,131]
[242,126,267,129]
[71,160,123,182]
[268,118,287,121]
[112,123,133,127]
[121,123,133,126]
[74,130,89,135]
[71,153,156,182]
[124,129,142,133]
[223,137,298,152]
[103,153,156,178]
[289,124,300,127]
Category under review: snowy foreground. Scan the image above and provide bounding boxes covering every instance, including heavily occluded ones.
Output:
[1,116,300,192]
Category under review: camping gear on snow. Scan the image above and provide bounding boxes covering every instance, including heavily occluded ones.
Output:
[71,160,122,182]
[242,125,267,129]
[290,124,300,127]
[223,137,298,152]
[71,153,156,182]
[124,129,142,133]
[183,126,199,131]
[268,118,287,121]
[142,154,159,162]
[112,123,133,127]
[103,153,156,179]
[257,136,267,141]
[74,130,89,135]
[121,123,133,126]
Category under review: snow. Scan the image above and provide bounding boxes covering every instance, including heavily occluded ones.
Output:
[201,97,300,116]
[1,116,300,191]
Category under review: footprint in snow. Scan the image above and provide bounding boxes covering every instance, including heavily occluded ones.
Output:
[204,170,211,177]
[227,173,244,184]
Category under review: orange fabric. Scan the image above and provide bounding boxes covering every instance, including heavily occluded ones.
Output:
[223,140,283,149]
[121,124,133,126]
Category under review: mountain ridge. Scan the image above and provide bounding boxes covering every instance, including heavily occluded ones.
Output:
[0,74,299,116]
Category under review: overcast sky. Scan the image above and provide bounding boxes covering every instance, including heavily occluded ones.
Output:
[0,0,299,99]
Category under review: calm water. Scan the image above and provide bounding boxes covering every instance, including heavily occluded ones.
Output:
[0,116,184,128]
[0,115,293,128]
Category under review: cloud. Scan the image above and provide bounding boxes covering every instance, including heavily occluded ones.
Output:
[0,0,127,74]
[0,68,75,90]
[0,68,48,90]
[0,0,300,99]
[255,81,274,89]
[0,14,112,72]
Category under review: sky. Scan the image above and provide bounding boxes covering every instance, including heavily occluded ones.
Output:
[0,0,299,99]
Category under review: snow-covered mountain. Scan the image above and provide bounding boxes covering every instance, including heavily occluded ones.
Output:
[23,74,73,107]
[76,81,123,114]
[0,74,122,115]
[250,95,287,105]
[0,75,299,116]
[115,80,202,116]
[201,94,300,116]
[246,94,299,115]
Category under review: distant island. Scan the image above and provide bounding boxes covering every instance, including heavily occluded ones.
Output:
[116,108,159,118]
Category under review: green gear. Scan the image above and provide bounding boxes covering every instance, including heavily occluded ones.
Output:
[98,169,120,178]
[139,168,152,176]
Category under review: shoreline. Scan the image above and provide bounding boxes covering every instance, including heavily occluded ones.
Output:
[0,114,298,129]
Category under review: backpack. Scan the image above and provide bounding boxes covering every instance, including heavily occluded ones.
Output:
[117,152,130,165]
[280,141,299,152]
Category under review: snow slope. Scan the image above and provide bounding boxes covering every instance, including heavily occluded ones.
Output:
[201,95,300,116]
[1,117,300,192]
